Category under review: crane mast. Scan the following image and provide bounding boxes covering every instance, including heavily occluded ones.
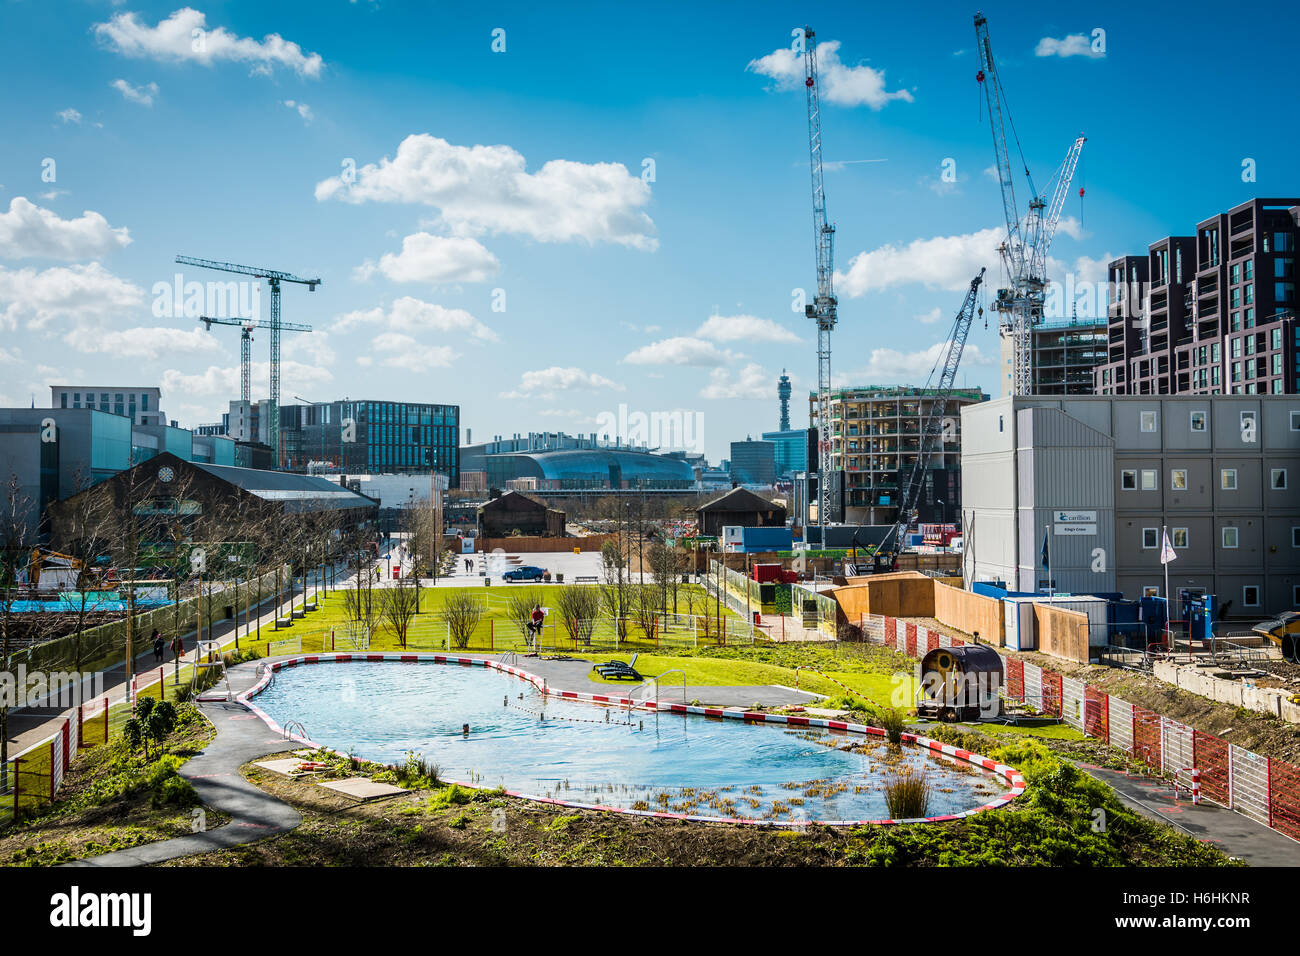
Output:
[199,314,314,410]
[974,12,1084,397]
[802,26,839,533]
[178,256,320,467]
[874,269,986,571]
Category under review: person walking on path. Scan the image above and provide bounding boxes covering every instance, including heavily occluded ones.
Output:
[170,634,184,662]
[152,629,164,663]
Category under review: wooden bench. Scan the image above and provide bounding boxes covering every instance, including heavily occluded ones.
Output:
[574,575,598,584]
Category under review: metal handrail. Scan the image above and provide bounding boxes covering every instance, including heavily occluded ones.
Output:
[498,650,519,667]
[626,669,687,712]
[282,719,308,741]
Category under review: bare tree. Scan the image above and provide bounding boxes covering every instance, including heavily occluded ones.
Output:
[555,585,600,648]
[54,468,116,673]
[441,590,482,650]
[0,472,45,788]
[381,575,419,648]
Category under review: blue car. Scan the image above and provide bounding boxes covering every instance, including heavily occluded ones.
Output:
[503,565,547,582]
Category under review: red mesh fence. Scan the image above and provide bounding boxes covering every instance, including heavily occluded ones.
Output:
[927,631,939,654]
[1005,658,1024,703]
[885,618,897,652]
[1133,707,1162,769]
[1041,670,1063,718]
[1268,759,1300,841]
[1084,685,1109,743]
[905,622,917,658]
[1193,730,1231,806]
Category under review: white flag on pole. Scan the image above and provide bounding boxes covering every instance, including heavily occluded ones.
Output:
[1160,530,1177,565]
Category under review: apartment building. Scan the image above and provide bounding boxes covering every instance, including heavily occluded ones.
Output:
[1096,198,1299,397]
[961,394,1300,619]
[50,386,165,426]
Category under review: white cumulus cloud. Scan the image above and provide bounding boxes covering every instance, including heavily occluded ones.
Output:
[370,332,458,372]
[0,262,144,330]
[700,363,772,400]
[0,197,131,260]
[623,336,739,367]
[1035,34,1104,59]
[696,313,801,344]
[840,340,995,384]
[747,39,912,110]
[314,134,657,251]
[111,78,159,106]
[500,366,624,399]
[837,226,1002,296]
[354,233,499,285]
[63,325,220,360]
[94,7,324,77]
[331,295,497,342]
[282,99,313,123]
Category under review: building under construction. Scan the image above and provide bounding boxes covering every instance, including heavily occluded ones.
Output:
[807,384,987,526]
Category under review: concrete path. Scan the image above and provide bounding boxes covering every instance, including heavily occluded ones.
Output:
[1076,761,1300,867]
[7,569,340,756]
[64,663,301,867]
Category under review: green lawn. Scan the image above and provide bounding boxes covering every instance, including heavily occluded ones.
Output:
[229,583,742,657]
[582,652,916,709]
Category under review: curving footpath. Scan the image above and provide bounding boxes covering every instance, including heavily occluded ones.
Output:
[64,666,302,868]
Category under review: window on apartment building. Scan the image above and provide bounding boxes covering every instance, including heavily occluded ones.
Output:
[1212,342,1221,362]
[1171,469,1188,490]
[1121,469,1137,490]
[1230,312,1241,332]
[1292,526,1300,548]
[1172,528,1189,549]
[1279,282,1297,305]
[1140,410,1158,432]
[1245,258,1254,279]
[1142,528,1159,549]
[1212,367,1221,386]
[1231,338,1242,358]
[1232,362,1242,382]
[1294,585,1300,607]
[60,393,67,408]
[1221,468,1237,490]
[1277,380,1286,394]
[1275,355,1285,376]
[1190,411,1207,432]
[1231,264,1241,284]
[1243,586,1260,608]
[1278,258,1296,280]
[1142,469,1157,490]
[1222,526,1239,549]
[1245,283,1254,304]
[1273,468,1289,490]
[1291,411,1300,431]
[1231,288,1241,308]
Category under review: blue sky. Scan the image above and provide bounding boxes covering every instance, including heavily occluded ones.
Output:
[1,0,1295,461]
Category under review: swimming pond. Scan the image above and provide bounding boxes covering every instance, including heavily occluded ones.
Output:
[248,658,1015,824]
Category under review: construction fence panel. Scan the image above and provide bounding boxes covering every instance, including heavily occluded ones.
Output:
[1132,707,1162,769]
[1108,696,1133,754]
[1084,685,1109,743]
[1050,671,1071,723]
[937,631,952,649]
[1230,745,1272,828]
[859,614,885,645]
[926,629,939,654]
[905,622,917,658]
[884,618,897,652]
[1162,718,1194,779]
[1023,663,1043,712]
[1193,731,1231,807]
[1005,658,1024,703]
[1267,759,1300,842]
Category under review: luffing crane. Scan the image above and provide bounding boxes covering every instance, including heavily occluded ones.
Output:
[974,12,1085,396]
[198,314,314,408]
[801,26,840,534]
[177,256,321,467]
[873,269,986,572]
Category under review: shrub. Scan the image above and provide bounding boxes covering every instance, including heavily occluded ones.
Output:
[876,706,908,746]
[883,768,931,819]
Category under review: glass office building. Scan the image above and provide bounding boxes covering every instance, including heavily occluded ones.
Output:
[280,400,460,487]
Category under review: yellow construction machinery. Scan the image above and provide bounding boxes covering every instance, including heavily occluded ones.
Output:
[1253,612,1300,662]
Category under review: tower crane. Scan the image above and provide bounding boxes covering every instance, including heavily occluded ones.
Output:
[974,12,1085,396]
[801,26,840,535]
[873,269,986,572]
[177,256,321,467]
[198,314,314,408]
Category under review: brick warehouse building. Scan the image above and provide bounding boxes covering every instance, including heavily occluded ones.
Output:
[1096,198,1299,397]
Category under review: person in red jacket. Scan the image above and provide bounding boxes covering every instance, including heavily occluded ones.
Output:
[527,604,545,644]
